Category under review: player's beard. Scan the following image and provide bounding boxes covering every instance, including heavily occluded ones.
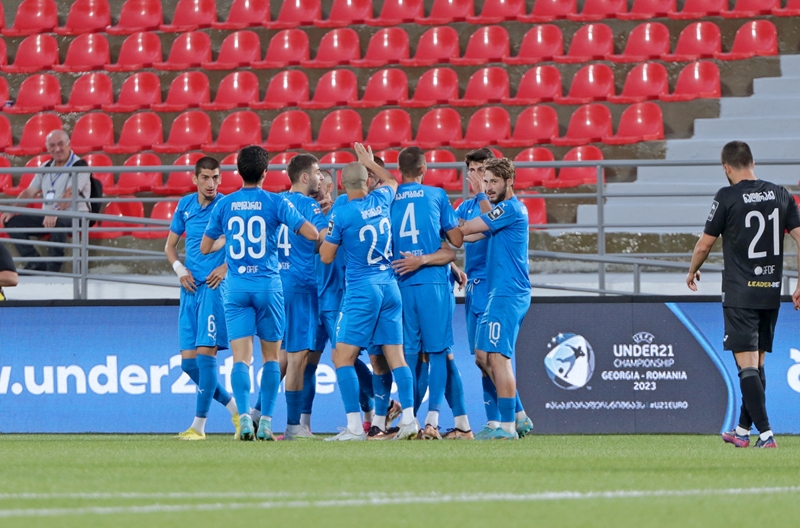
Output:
[490,186,508,204]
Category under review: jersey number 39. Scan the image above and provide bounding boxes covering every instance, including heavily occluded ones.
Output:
[228,216,266,260]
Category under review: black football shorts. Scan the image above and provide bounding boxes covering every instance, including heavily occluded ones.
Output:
[722,307,779,353]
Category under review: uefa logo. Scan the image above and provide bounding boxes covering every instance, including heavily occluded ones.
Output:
[544,333,596,390]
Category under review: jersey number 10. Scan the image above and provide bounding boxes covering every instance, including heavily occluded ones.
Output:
[746,208,779,259]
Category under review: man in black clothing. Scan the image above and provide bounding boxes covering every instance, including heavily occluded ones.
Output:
[0,243,18,301]
[687,140,800,448]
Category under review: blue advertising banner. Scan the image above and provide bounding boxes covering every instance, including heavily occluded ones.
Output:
[0,304,485,434]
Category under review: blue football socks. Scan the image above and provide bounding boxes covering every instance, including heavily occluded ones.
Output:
[285,390,303,426]
[354,359,375,413]
[372,372,393,416]
[482,375,501,423]
[301,363,317,415]
[427,352,447,414]
[445,356,468,417]
[260,361,281,419]
[498,397,516,425]
[195,355,217,419]
[415,358,429,415]
[230,361,251,416]
[182,357,233,407]
[392,366,414,411]
[336,366,361,414]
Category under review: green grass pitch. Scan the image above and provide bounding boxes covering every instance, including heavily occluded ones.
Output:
[0,434,798,527]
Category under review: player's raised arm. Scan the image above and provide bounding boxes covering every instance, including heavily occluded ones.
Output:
[355,142,397,192]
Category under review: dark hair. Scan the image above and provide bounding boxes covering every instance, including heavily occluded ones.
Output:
[195,156,220,175]
[721,141,754,170]
[287,153,318,184]
[373,156,385,168]
[484,158,515,182]
[465,147,495,168]
[398,147,425,177]
[237,146,270,184]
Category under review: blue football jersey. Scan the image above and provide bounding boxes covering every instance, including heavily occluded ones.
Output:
[391,182,458,285]
[479,197,531,297]
[204,187,306,292]
[316,194,349,311]
[169,192,226,283]
[455,197,489,281]
[278,192,327,293]
[326,186,396,286]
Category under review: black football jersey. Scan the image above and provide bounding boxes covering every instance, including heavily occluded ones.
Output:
[704,179,800,309]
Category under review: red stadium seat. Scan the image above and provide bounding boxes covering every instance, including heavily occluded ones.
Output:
[263,152,294,192]
[55,73,113,112]
[213,0,270,29]
[773,0,800,15]
[5,113,62,156]
[91,199,145,238]
[83,153,114,190]
[520,0,577,21]
[103,72,161,112]
[3,156,51,196]
[450,107,510,149]
[104,112,163,154]
[669,0,727,18]
[400,27,460,67]
[134,199,178,239]
[0,39,6,69]
[715,21,777,60]
[450,67,509,107]
[2,0,58,37]
[153,31,212,70]
[513,147,556,187]
[555,64,615,105]
[201,30,262,70]
[154,111,212,154]
[303,109,363,151]
[367,0,424,25]
[503,25,563,65]
[403,108,462,149]
[351,69,409,108]
[161,0,217,32]
[316,0,372,27]
[400,67,459,108]
[608,62,669,103]
[520,195,548,227]
[618,0,677,19]
[467,0,526,23]
[544,146,604,188]
[365,109,412,150]
[219,153,243,193]
[299,69,358,110]
[301,29,361,68]
[569,0,627,20]
[498,105,560,147]
[152,153,205,195]
[416,0,474,24]
[451,26,510,66]
[608,22,670,62]
[252,70,310,110]
[374,149,401,182]
[151,72,210,112]
[263,110,312,151]
[0,115,11,152]
[722,0,777,17]
[501,66,562,105]
[2,34,59,73]
[70,112,115,154]
[104,153,162,195]
[661,22,720,62]
[265,0,321,29]
[53,34,111,73]
[554,23,614,63]
[201,111,262,153]
[602,102,663,145]
[319,150,356,189]
[201,72,260,111]
[660,61,720,102]
[350,28,410,68]
[551,104,612,146]
[253,29,310,69]
[104,32,162,72]
[423,149,458,189]
[4,74,61,114]
[107,0,163,34]
[55,0,111,35]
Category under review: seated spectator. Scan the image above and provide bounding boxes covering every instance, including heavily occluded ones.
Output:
[0,130,90,273]
[0,243,18,301]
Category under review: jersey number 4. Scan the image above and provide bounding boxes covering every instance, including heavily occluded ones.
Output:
[277,224,292,257]
[360,218,392,265]
[400,203,420,244]
[746,208,779,259]
[228,216,266,260]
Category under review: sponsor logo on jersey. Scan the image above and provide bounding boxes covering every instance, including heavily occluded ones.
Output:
[754,265,775,276]
[742,190,776,204]
[231,201,262,211]
[747,280,781,288]
[361,206,383,220]
[544,333,595,390]
[707,200,719,222]
[487,206,505,221]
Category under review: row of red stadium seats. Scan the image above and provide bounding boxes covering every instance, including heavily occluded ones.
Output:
[0,103,663,156]
[3,0,800,37]
[0,61,720,116]
[0,21,779,74]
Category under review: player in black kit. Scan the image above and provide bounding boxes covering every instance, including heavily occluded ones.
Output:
[686,141,800,449]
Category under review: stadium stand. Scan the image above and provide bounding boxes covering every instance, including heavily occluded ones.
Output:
[152,152,205,195]
[554,63,615,104]
[608,62,670,103]
[502,25,563,64]
[153,111,212,154]
[501,65,562,104]
[416,0,474,24]
[201,30,262,70]
[303,109,363,151]
[498,105,560,147]
[5,113,62,156]
[106,0,163,34]
[513,147,557,187]
[301,28,361,67]
[4,74,61,114]
[103,153,162,195]
[55,73,115,112]
[366,0,424,25]
[263,152,294,192]
[607,22,671,62]
[364,109,413,150]
[449,67,509,107]
[351,68,408,108]
[569,0,628,21]
[212,0,270,29]
[103,72,162,112]
[400,26,460,66]
[350,28,410,67]
[401,67,459,107]
[55,0,111,36]
[450,26,510,65]
[134,199,178,239]
[2,0,58,37]
[253,29,310,68]
[315,0,372,27]
[403,108,462,148]
[200,71,260,111]
[151,72,210,111]
[661,21,721,61]
[201,111,262,153]
[265,0,321,29]
[551,104,614,146]
[263,110,312,151]
[160,0,217,32]
[53,33,111,73]
[2,34,59,73]
[153,31,212,70]
[104,113,163,154]
[252,70,310,109]
[450,107,511,149]
[70,113,115,154]
[299,69,359,109]
[104,32,163,71]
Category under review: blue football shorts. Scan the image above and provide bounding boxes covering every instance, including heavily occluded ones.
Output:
[464,278,488,356]
[224,289,285,342]
[282,289,318,353]
[336,281,403,350]
[315,309,339,352]
[178,281,229,351]
[476,294,530,358]
[400,282,454,355]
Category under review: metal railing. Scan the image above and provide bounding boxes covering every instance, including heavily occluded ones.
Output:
[2,158,800,299]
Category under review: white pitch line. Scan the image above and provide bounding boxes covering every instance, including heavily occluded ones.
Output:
[0,486,799,518]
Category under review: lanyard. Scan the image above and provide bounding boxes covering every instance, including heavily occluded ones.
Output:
[47,153,76,190]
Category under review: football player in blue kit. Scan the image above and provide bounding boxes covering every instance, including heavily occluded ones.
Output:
[456,149,533,439]
[459,158,532,440]
[201,146,319,441]
[320,143,419,441]
[165,156,239,440]
[390,146,472,440]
